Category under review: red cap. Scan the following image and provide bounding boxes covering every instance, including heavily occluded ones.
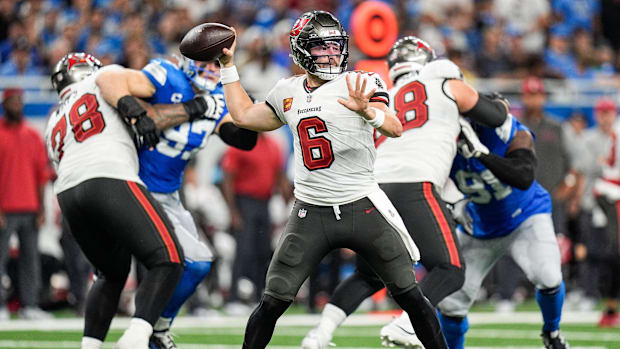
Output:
[521,77,545,94]
[2,88,23,103]
[595,97,617,113]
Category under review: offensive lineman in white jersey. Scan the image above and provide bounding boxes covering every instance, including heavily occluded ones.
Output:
[301,37,510,349]
[213,11,448,349]
[45,53,216,349]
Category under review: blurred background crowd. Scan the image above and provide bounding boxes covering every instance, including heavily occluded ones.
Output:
[1,0,620,323]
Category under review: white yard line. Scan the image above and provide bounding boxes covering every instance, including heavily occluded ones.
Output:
[0,311,603,331]
[0,342,607,349]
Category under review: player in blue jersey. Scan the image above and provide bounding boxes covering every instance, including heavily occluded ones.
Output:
[97,55,257,349]
[435,114,569,349]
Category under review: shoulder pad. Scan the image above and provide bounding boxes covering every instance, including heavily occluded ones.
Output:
[421,59,463,80]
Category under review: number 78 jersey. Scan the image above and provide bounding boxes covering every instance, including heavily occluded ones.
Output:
[450,115,552,238]
[373,59,463,189]
[45,65,143,194]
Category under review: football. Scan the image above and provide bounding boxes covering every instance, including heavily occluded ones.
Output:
[179,23,235,62]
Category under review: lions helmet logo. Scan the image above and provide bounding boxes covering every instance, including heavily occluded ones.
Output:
[283,97,293,112]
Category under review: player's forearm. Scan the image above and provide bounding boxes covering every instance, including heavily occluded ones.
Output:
[134,99,190,130]
[377,111,403,137]
[364,106,402,138]
[221,82,255,128]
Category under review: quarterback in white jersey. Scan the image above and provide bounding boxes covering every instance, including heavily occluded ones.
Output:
[302,37,510,349]
[44,53,203,349]
[211,10,447,349]
[265,70,388,205]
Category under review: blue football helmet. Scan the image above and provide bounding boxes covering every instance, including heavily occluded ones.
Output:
[176,55,219,91]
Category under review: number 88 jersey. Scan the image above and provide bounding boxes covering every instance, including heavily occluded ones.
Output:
[373,59,463,189]
[45,65,143,194]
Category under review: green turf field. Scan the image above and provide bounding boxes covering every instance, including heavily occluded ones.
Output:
[0,312,618,349]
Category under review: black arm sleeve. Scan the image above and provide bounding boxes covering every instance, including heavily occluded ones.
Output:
[461,93,507,127]
[478,149,537,190]
[218,122,258,151]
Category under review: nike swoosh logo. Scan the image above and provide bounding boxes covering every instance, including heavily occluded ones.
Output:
[365,207,376,214]
[395,324,416,335]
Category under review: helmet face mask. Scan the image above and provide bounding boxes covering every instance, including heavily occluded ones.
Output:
[290,11,349,81]
[388,36,436,84]
[51,52,102,95]
[176,55,219,91]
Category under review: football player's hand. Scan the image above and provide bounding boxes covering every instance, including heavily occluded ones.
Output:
[458,117,489,158]
[195,93,225,120]
[446,198,473,235]
[219,27,237,68]
[338,73,376,118]
[483,91,510,112]
[135,115,159,149]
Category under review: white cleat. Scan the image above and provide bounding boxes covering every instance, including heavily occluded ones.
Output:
[115,329,149,349]
[301,328,335,349]
[380,319,424,349]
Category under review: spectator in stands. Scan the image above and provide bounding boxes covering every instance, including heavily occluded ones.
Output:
[544,25,578,78]
[221,133,292,311]
[0,36,44,75]
[0,88,52,320]
[475,25,512,77]
[552,0,601,34]
[591,97,620,327]
[519,76,572,233]
[493,0,550,54]
[239,39,289,101]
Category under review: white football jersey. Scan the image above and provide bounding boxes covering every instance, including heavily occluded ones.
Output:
[266,71,389,205]
[45,65,143,194]
[374,59,463,189]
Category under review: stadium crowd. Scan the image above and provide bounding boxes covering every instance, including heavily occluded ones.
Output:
[0,0,620,330]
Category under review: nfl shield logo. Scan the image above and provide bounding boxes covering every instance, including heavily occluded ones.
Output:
[298,208,307,218]
[283,97,293,112]
[306,94,312,103]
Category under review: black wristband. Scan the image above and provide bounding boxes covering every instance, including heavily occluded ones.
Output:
[117,95,146,120]
[462,93,507,128]
[182,97,208,121]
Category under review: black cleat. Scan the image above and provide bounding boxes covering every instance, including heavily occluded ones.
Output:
[542,330,569,349]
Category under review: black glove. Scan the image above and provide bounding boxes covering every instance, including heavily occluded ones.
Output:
[482,91,509,108]
[117,96,159,149]
[134,115,159,149]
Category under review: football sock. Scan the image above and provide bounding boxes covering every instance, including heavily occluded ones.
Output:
[536,281,565,332]
[134,263,183,325]
[316,303,347,339]
[81,336,103,349]
[438,312,468,349]
[154,316,172,332]
[242,294,291,349]
[329,271,384,315]
[392,286,447,349]
[83,277,125,340]
[161,260,212,320]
